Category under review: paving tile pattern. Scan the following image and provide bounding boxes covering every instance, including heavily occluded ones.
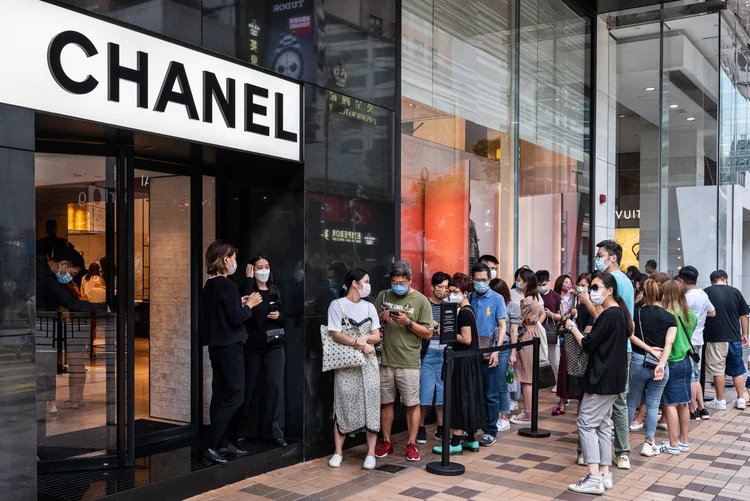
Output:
[187,389,750,501]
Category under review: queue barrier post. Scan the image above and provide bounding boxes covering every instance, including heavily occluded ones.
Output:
[426,344,465,476]
[518,336,551,438]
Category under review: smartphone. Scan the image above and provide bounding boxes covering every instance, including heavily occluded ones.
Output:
[269,302,279,313]
[388,310,400,317]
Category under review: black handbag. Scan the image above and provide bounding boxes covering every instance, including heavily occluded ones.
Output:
[265,326,285,343]
[676,314,700,364]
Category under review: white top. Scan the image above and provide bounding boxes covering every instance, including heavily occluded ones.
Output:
[328,298,381,333]
[82,276,106,303]
[685,288,715,346]
[510,288,542,307]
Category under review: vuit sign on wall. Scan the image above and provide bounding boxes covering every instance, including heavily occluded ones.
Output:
[0,0,303,162]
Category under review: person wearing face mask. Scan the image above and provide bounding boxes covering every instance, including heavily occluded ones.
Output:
[552,274,577,415]
[468,263,508,446]
[417,272,450,445]
[36,248,106,422]
[374,261,434,462]
[537,270,563,392]
[199,240,261,464]
[510,266,532,306]
[592,240,635,470]
[326,269,382,470]
[510,269,546,425]
[478,255,500,280]
[565,273,631,495]
[432,273,486,456]
[232,254,288,448]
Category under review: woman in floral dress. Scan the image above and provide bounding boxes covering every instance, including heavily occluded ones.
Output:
[326,269,382,470]
[511,268,546,425]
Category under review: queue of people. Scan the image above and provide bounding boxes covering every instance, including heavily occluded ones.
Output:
[199,238,750,490]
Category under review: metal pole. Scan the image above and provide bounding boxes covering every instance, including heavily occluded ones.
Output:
[426,345,465,476]
[518,337,550,438]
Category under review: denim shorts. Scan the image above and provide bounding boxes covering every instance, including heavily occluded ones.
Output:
[690,345,702,383]
[419,348,444,406]
[706,341,746,378]
[664,355,692,405]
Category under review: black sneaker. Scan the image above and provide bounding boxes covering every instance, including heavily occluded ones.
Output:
[480,434,496,447]
[416,426,427,444]
[435,426,444,441]
[699,408,710,419]
[689,410,702,421]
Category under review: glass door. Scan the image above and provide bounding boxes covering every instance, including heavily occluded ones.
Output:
[34,148,131,471]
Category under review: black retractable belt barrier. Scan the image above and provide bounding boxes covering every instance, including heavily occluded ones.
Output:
[426,336,550,477]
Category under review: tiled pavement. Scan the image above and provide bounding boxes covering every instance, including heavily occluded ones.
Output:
[188,389,750,501]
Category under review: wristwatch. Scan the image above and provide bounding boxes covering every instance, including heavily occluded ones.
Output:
[272,31,304,79]
[407,320,413,330]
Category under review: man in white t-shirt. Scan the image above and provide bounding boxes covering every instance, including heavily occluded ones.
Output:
[678,266,715,420]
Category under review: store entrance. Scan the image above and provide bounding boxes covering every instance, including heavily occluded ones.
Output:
[33,113,305,476]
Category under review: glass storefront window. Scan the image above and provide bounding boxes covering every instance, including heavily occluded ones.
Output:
[401,0,591,291]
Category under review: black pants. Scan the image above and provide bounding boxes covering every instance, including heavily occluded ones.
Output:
[203,342,245,450]
[232,345,285,440]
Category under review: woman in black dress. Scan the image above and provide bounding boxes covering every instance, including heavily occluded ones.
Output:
[232,254,287,447]
[432,273,486,455]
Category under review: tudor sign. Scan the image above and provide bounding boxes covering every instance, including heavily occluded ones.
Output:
[0,0,302,161]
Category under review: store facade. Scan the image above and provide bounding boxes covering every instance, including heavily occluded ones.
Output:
[4,0,750,500]
[0,0,397,500]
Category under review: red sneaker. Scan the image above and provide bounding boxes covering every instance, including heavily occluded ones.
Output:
[406,441,421,461]
[375,440,393,458]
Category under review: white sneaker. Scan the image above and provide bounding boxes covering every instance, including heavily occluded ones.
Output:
[509,400,518,411]
[705,399,727,410]
[551,386,557,393]
[602,472,613,490]
[630,422,643,431]
[657,422,668,431]
[568,474,605,495]
[577,453,586,466]
[328,454,343,468]
[735,398,746,410]
[496,418,510,432]
[363,455,376,470]
[616,455,631,470]
[640,442,660,457]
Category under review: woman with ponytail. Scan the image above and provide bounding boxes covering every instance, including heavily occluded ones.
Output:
[627,278,677,457]
[565,273,630,495]
[659,280,697,454]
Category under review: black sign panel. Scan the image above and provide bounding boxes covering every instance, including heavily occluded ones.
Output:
[439,303,458,345]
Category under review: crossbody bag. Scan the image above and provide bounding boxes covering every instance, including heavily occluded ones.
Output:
[638,308,661,370]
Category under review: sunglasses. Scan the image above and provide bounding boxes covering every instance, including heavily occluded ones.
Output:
[590,284,603,292]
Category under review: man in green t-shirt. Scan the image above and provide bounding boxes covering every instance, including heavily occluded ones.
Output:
[374,261,433,462]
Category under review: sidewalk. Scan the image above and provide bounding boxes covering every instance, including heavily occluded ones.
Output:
[189,389,750,501]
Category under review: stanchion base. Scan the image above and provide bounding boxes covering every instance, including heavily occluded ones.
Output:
[426,461,465,476]
[518,428,551,438]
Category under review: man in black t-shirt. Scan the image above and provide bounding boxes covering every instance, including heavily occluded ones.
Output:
[703,270,750,411]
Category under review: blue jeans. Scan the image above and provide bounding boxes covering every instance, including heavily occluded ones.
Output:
[496,340,511,416]
[627,352,670,441]
[419,348,444,406]
[481,363,499,436]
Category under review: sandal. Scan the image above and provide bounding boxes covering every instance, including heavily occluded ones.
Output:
[552,407,565,416]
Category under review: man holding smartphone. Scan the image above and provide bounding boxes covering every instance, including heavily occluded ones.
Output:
[374,261,433,461]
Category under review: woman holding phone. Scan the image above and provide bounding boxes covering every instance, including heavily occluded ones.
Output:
[232,254,288,447]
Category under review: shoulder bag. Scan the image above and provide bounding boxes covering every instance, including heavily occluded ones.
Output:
[564,316,588,377]
[265,300,285,343]
[321,300,367,372]
[676,313,700,364]
[639,308,661,370]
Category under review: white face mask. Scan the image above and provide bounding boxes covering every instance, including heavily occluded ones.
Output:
[490,269,498,280]
[577,286,588,294]
[227,259,238,276]
[590,290,605,305]
[358,282,372,298]
[255,269,271,283]
[449,293,464,303]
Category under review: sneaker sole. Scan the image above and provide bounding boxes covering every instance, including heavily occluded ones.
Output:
[374,451,391,459]
[416,439,427,444]
[480,441,496,447]
[406,456,422,461]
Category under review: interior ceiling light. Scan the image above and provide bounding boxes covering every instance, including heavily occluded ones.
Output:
[618,114,625,118]
[645,87,656,91]
[687,117,696,121]
[669,104,679,108]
